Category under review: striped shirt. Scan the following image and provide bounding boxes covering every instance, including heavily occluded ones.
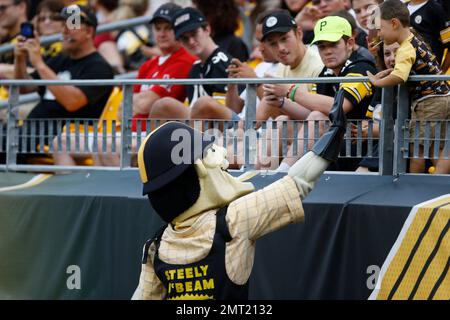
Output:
[391,33,449,102]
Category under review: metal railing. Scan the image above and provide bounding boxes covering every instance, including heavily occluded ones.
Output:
[0,71,138,109]
[0,75,449,175]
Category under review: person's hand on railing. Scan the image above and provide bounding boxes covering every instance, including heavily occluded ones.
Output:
[367,68,393,87]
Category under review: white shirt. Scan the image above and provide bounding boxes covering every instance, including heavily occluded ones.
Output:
[407,1,428,15]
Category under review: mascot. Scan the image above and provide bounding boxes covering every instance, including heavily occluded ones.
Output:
[132,90,347,300]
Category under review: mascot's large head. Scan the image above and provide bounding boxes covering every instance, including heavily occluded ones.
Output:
[137,122,254,225]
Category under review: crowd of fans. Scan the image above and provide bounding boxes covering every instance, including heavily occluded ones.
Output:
[0,0,448,173]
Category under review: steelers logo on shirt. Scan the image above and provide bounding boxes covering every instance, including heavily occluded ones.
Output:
[415,15,422,24]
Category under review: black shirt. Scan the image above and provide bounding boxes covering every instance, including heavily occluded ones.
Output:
[28,52,114,120]
[214,34,249,62]
[355,27,368,49]
[409,0,449,63]
[187,47,235,107]
[436,0,450,18]
[312,50,377,120]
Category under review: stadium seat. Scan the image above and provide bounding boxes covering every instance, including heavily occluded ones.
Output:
[27,87,123,166]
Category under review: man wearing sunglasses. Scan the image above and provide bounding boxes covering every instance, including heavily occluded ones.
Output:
[13,4,113,146]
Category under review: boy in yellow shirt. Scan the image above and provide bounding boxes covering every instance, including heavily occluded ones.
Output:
[367,0,450,174]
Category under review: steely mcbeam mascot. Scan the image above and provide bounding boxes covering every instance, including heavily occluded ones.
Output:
[132,90,347,300]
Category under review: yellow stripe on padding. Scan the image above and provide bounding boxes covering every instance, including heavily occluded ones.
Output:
[0,174,53,192]
[412,224,450,299]
[433,265,450,299]
[370,195,450,300]
[138,132,152,184]
[137,121,174,184]
[392,204,450,299]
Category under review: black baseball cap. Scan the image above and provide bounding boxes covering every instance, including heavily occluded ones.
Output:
[149,3,182,25]
[262,11,297,41]
[172,7,207,40]
[60,5,98,29]
[138,121,215,195]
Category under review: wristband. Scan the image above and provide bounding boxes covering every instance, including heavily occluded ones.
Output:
[286,84,296,98]
[290,84,300,101]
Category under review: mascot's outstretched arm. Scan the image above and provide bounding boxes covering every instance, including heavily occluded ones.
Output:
[288,89,346,199]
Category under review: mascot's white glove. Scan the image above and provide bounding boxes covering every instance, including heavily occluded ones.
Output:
[288,151,329,200]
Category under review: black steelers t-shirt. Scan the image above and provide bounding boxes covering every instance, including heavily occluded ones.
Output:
[186,47,235,108]
[409,0,449,63]
[311,50,377,120]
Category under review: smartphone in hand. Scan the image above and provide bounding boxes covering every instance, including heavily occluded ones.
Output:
[20,22,34,39]
[368,28,380,45]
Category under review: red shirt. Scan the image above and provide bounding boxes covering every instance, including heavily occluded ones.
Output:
[94,32,116,49]
[132,47,196,132]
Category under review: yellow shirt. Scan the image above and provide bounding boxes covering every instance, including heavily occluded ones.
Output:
[391,33,449,101]
[276,46,324,92]
[132,175,304,299]
[391,34,416,83]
